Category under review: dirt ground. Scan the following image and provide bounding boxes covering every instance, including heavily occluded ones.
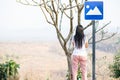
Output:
[0,42,114,80]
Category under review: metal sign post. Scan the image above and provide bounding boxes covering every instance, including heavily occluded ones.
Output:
[84,1,103,80]
[92,20,96,80]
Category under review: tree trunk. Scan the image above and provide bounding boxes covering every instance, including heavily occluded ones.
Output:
[67,53,72,80]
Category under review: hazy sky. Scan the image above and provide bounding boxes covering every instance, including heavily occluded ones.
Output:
[0,0,120,42]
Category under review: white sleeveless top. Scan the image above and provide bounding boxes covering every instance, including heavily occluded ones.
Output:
[72,36,88,57]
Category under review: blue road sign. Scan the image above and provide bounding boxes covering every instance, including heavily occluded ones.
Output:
[85,1,103,20]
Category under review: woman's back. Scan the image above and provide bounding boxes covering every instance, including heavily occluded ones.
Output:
[72,36,88,56]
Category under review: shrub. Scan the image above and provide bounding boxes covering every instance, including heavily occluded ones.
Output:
[0,60,20,80]
[0,63,7,80]
[77,65,82,80]
[66,65,82,80]
[109,51,120,78]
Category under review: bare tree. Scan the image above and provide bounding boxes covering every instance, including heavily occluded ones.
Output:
[17,0,116,80]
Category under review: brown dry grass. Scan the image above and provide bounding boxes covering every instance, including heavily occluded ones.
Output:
[0,42,118,80]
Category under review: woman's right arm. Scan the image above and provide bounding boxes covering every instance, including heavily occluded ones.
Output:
[85,36,88,48]
[85,41,88,48]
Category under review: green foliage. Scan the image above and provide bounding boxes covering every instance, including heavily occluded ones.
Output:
[77,65,82,80]
[66,65,82,80]
[0,63,7,80]
[46,78,49,80]
[66,70,71,80]
[109,52,120,78]
[116,37,120,44]
[0,60,20,80]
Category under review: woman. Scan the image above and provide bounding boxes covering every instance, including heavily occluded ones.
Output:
[72,25,88,80]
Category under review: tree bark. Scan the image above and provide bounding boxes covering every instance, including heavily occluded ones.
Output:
[66,53,72,80]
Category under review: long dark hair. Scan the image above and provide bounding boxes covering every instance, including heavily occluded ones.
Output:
[74,25,85,48]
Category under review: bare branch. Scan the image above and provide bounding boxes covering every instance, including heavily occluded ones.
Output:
[41,2,64,43]
[42,0,56,25]
[17,0,40,6]
[75,0,84,12]
[42,0,51,14]
[89,33,117,44]
[83,21,92,30]
[66,0,73,42]
[81,0,84,3]
[96,21,111,33]
[55,0,60,12]
[95,33,117,43]
[59,4,72,19]
[63,11,72,19]
[59,0,78,11]
[40,6,54,25]
[88,21,111,43]
[16,0,29,5]
[65,0,74,8]
[32,0,39,4]
[61,3,83,24]
[55,25,66,42]
[78,6,83,25]
[51,0,58,26]
[51,0,56,13]
[64,5,78,10]
[75,0,80,9]
[83,18,99,31]
[56,32,65,50]
[75,0,84,25]
[66,29,73,44]
[56,28,69,55]
[59,12,63,31]
[79,4,84,12]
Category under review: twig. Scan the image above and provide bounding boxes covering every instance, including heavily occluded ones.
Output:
[40,6,54,25]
